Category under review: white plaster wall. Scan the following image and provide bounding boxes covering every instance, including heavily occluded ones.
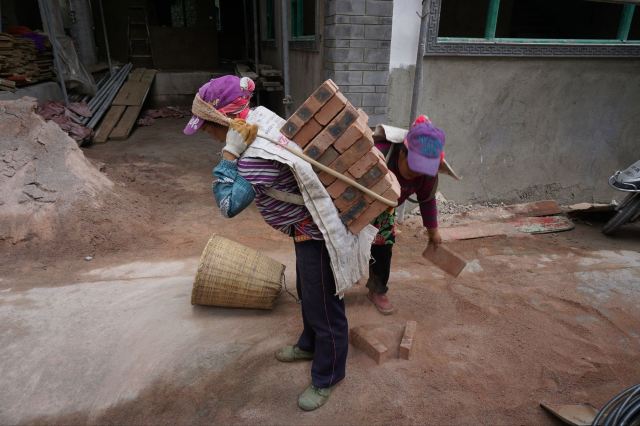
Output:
[390,0,422,69]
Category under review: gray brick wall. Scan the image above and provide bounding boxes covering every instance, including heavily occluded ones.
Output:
[325,0,392,125]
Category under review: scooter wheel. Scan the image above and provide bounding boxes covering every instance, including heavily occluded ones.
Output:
[602,195,640,235]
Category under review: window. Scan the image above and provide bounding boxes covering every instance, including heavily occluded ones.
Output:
[265,0,275,40]
[290,0,316,39]
[426,0,640,57]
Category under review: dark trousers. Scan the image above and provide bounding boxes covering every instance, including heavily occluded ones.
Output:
[294,239,348,389]
[366,244,393,294]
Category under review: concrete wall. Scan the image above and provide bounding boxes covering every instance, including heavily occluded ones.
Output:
[389,1,640,204]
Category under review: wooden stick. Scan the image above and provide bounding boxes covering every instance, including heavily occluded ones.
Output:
[193,96,397,207]
[256,130,398,207]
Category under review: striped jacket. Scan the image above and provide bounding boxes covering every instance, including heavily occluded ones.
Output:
[213,157,323,240]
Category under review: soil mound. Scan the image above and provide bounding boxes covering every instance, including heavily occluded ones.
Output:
[0,97,152,255]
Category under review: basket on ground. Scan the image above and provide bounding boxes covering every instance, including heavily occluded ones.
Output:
[192,234,285,310]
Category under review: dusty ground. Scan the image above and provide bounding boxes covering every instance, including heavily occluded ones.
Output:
[1,118,639,425]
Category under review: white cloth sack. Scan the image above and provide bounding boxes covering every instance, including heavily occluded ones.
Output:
[244,106,376,296]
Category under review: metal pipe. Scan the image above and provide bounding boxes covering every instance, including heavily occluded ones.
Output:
[87,64,131,128]
[281,0,292,118]
[84,63,131,123]
[618,4,636,41]
[484,0,500,39]
[97,0,112,74]
[409,0,429,124]
[243,0,250,61]
[87,63,130,109]
[253,0,260,105]
[38,0,69,106]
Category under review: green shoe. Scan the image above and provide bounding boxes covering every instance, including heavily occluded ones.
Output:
[275,345,314,362]
[298,385,332,411]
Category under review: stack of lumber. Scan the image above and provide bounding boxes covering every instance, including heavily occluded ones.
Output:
[0,32,53,86]
[258,64,283,92]
[280,80,400,234]
[93,67,157,142]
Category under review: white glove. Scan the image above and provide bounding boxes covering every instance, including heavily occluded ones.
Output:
[222,119,258,158]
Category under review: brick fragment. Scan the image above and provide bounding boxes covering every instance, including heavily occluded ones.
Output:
[348,150,379,179]
[293,118,323,148]
[399,320,417,360]
[422,245,468,277]
[350,326,389,365]
[315,91,348,125]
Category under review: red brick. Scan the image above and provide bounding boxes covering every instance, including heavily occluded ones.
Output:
[357,160,388,188]
[422,245,468,277]
[350,326,390,365]
[317,147,340,166]
[399,320,417,360]
[319,171,337,186]
[339,198,368,225]
[348,150,379,179]
[329,137,374,174]
[291,104,314,124]
[325,104,359,141]
[280,113,305,139]
[326,178,352,199]
[294,118,323,148]
[312,79,339,105]
[315,92,348,125]
[304,128,335,160]
[348,181,400,233]
[363,172,394,203]
[333,111,369,153]
[335,188,362,212]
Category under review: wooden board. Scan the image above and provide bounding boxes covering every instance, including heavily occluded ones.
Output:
[109,106,142,140]
[128,68,144,82]
[93,106,126,143]
[112,81,148,106]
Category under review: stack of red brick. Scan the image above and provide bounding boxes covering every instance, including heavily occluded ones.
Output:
[280,79,400,234]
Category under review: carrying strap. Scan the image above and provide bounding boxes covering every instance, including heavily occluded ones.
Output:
[264,187,305,205]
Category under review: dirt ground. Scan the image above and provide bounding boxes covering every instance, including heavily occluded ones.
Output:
[1,118,639,425]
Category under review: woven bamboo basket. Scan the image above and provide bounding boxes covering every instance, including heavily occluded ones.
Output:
[192,234,285,310]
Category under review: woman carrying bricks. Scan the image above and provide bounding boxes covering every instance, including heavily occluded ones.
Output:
[367,115,444,314]
[183,75,349,411]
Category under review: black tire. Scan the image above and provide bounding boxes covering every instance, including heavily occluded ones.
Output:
[602,195,640,235]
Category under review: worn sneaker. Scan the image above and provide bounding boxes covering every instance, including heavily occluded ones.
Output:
[275,345,314,362]
[298,385,332,411]
[367,291,395,315]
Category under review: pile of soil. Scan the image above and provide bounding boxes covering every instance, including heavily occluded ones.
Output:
[0,97,154,258]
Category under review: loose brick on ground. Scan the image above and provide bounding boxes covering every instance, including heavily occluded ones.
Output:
[350,326,390,365]
[399,320,417,360]
[294,118,323,148]
[315,91,348,125]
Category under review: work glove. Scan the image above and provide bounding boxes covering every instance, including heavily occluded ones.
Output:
[222,119,258,158]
